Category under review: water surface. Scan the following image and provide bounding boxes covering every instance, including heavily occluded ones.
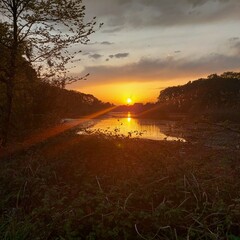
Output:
[78,112,185,142]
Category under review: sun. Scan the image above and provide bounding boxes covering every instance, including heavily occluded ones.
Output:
[127,98,132,104]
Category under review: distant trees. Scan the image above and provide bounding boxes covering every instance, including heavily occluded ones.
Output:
[0,0,98,145]
[31,83,112,128]
[0,74,111,143]
[158,72,240,121]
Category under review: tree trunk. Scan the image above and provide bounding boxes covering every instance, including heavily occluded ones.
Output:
[1,0,18,147]
[2,82,14,146]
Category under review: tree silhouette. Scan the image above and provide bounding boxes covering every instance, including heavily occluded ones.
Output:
[158,72,240,119]
[0,0,98,145]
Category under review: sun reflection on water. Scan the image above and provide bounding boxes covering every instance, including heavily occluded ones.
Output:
[78,112,186,142]
[127,112,131,123]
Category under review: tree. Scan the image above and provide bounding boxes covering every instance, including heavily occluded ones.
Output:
[0,0,98,146]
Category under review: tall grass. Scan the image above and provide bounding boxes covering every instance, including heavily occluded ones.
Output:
[0,132,240,239]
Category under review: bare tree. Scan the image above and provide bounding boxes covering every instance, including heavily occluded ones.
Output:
[0,0,98,145]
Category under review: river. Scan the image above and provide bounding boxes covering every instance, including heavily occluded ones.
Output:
[77,112,186,141]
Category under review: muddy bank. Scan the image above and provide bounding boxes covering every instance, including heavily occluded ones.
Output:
[161,120,240,150]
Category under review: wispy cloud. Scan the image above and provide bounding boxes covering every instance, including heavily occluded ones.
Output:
[88,41,114,45]
[229,37,240,42]
[101,41,114,45]
[109,53,129,59]
[89,53,103,59]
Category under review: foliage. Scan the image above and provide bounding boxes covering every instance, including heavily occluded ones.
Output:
[0,40,37,140]
[30,82,112,128]
[0,0,98,85]
[0,79,112,140]
[157,72,240,121]
[0,133,240,239]
[0,0,99,145]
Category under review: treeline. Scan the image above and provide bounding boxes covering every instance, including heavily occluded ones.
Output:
[32,83,112,124]
[157,72,240,121]
[113,103,155,113]
[141,72,240,121]
[0,66,112,141]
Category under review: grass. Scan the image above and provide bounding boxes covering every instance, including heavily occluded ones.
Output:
[0,131,240,239]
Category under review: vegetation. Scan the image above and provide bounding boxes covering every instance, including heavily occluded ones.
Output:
[0,2,239,239]
[0,78,111,142]
[0,132,240,239]
[156,72,240,121]
[0,0,98,145]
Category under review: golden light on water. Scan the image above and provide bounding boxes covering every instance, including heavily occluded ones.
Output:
[127,112,131,123]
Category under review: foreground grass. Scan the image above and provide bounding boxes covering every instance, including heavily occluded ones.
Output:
[0,132,240,239]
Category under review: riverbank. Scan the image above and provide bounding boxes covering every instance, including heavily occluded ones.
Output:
[0,131,240,239]
[164,120,240,150]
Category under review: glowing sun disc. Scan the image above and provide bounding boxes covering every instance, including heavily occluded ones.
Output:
[127,98,132,104]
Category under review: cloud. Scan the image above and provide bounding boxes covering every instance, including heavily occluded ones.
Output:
[228,36,240,54]
[89,53,103,59]
[101,26,124,33]
[109,53,129,59]
[88,41,114,45]
[229,37,240,42]
[231,41,240,54]
[101,41,114,45]
[78,53,240,86]
[85,0,239,30]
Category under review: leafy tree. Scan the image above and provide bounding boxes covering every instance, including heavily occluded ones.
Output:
[158,72,240,120]
[0,0,98,145]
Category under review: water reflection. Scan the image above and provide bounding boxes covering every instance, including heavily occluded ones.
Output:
[78,112,186,142]
[127,112,131,123]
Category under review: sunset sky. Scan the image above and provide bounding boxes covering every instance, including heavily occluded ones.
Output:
[68,0,240,104]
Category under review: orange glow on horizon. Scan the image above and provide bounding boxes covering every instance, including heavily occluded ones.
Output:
[71,79,191,105]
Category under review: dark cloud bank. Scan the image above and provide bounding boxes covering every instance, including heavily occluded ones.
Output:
[85,0,240,32]
[79,53,240,85]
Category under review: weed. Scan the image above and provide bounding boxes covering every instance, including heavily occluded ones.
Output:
[0,133,240,239]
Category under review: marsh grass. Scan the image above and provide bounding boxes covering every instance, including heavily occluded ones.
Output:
[0,132,240,239]
[78,124,146,139]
